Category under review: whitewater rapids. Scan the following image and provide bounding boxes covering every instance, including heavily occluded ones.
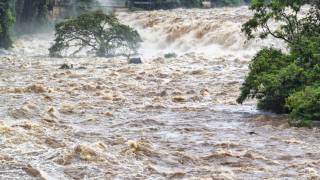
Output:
[0,6,319,179]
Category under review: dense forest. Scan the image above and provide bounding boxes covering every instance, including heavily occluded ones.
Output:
[0,0,95,50]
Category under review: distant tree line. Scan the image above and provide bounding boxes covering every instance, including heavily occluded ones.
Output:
[0,0,95,50]
[0,0,15,49]
[129,0,245,10]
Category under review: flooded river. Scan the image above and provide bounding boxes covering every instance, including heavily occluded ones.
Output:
[1,6,320,180]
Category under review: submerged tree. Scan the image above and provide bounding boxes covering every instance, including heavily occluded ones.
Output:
[237,0,320,127]
[49,10,142,57]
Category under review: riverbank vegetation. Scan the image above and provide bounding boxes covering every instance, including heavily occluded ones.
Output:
[0,0,15,49]
[0,0,95,50]
[238,0,320,127]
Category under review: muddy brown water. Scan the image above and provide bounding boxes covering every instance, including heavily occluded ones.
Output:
[1,6,320,180]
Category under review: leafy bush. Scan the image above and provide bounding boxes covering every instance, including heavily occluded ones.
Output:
[154,0,181,9]
[75,0,95,13]
[286,86,320,127]
[181,0,201,8]
[238,0,320,127]
[237,47,290,112]
[0,0,15,49]
[49,10,142,57]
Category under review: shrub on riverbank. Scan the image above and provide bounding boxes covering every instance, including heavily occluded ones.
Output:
[0,0,14,49]
[237,0,320,127]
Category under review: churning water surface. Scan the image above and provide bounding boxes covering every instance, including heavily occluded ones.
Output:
[0,6,320,180]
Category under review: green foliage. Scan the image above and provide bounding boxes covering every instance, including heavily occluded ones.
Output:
[237,47,294,112]
[154,0,181,9]
[286,86,320,127]
[212,0,245,7]
[128,6,146,12]
[75,0,94,13]
[242,0,320,45]
[0,0,15,49]
[49,10,143,57]
[164,52,177,58]
[238,0,320,127]
[181,0,201,8]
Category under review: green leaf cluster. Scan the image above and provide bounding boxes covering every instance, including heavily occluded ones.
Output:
[242,0,320,45]
[49,10,143,58]
[181,0,202,8]
[154,0,182,9]
[0,0,15,49]
[238,0,320,127]
[286,86,320,127]
[75,0,94,13]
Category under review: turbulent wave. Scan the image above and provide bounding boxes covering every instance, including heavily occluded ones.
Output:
[1,6,319,180]
[119,7,287,58]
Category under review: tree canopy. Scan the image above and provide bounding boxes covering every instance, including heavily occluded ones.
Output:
[0,0,14,49]
[238,0,320,127]
[13,0,50,35]
[49,10,142,57]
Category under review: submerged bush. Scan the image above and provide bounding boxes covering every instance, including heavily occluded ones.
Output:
[238,37,320,127]
[237,47,290,112]
[286,86,320,127]
[181,0,201,8]
[164,52,177,58]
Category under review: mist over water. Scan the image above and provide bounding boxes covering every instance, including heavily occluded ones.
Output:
[1,6,320,179]
[118,7,287,58]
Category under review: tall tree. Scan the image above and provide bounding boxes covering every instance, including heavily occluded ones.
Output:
[49,10,142,57]
[0,0,15,49]
[14,0,49,35]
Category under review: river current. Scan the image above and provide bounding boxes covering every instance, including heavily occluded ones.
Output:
[0,6,320,180]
